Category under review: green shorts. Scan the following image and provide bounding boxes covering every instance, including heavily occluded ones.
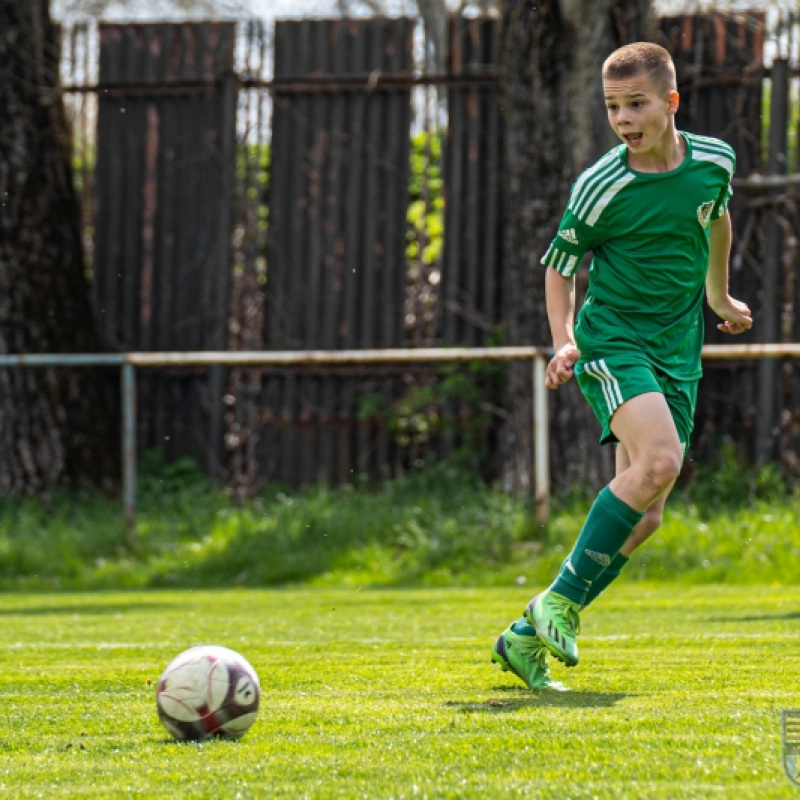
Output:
[574,355,698,448]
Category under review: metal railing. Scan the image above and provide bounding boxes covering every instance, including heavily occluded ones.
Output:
[0,348,549,531]
[1,342,799,531]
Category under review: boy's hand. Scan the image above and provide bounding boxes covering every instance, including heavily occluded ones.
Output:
[712,296,753,335]
[545,344,581,389]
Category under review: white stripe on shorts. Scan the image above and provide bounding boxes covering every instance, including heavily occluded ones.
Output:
[583,359,624,414]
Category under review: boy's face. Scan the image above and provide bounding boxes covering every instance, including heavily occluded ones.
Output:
[603,71,679,155]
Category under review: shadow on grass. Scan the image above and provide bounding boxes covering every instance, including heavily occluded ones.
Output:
[0,602,181,616]
[704,612,800,623]
[447,688,631,713]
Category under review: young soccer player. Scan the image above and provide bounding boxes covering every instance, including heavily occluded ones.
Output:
[491,42,753,691]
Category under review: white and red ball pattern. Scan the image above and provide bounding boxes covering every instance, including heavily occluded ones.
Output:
[156,645,260,741]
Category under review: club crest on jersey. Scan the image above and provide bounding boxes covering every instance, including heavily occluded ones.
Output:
[696,200,715,228]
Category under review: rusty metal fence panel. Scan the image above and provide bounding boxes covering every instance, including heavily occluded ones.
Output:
[266,18,414,351]
[92,22,237,473]
[660,12,764,175]
[441,16,503,348]
[56,11,800,491]
[234,18,417,488]
[658,11,800,475]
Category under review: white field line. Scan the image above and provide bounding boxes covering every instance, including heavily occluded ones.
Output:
[587,632,800,641]
[4,631,800,649]
[5,642,162,649]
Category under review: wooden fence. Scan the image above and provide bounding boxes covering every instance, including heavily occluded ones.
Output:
[257,19,414,487]
[58,10,800,492]
[662,12,800,473]
[88,22,238,474]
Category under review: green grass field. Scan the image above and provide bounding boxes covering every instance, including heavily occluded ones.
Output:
[0,584,798,799]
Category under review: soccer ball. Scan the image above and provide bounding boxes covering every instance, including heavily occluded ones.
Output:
[156,645,261,741]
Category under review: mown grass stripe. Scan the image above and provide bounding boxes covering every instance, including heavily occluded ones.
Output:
[0,585,796,798]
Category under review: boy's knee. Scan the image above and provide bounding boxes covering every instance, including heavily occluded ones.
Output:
[642,450,682,493]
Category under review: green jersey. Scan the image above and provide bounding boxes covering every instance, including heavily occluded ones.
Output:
[542,131,735,380]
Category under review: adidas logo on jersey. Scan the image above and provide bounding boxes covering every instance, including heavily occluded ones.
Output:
[558,228,579,245]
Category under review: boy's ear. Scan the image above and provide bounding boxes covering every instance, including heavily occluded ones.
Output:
[668,91,680,113]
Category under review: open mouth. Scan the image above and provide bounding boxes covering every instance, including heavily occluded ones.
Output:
[623,133,643,146]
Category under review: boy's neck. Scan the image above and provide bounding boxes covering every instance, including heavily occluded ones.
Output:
[626,127,685,174]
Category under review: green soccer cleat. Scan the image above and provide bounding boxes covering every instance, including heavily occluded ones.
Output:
[491,619,569,691]
[526,591,581,667]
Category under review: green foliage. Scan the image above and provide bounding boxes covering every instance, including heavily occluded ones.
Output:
[1,452,800,592]
[139,447,210,492]
[236,142,270,199]
[71,145,96,196]
[631,500,800,585]
[359,355,506,472]
[678,437,791,510]
[761,76,800,170]
[0,585,796,798]
[406,131,444,267]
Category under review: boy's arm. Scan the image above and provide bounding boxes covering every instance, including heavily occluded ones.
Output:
[706,211,752,335]
[544,266,581,389]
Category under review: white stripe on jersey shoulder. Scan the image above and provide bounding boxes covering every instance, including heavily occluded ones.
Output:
[686,131,734,153]
[692,149,735,178]
[569,147,634,227]
[585,172,636,226]
[686,133,735,177]
[568,147,624,212]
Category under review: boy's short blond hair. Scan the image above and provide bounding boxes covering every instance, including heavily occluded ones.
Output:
[602,42,677,94]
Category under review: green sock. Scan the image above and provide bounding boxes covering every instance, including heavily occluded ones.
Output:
[551,487,643,605]
[510,616,537,637]
[582,552,630,608]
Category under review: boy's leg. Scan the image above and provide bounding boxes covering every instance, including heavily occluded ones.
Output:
[529,392,683,666]
[583,373,696,607]
[582,445,673,608]
[605,392,683,511]
[582,495,668,606]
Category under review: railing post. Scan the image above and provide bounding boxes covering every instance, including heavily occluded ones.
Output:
[121,362,137,538]
[532,355,549,523]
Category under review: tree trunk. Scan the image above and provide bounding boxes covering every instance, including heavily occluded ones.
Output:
[499,0,654,494]
[0,0,117,494]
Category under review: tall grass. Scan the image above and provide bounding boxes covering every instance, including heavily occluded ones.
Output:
[0,446,797,591]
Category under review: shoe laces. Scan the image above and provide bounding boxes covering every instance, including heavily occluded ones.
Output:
[550,594,581,637]
[515,633,548,666]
